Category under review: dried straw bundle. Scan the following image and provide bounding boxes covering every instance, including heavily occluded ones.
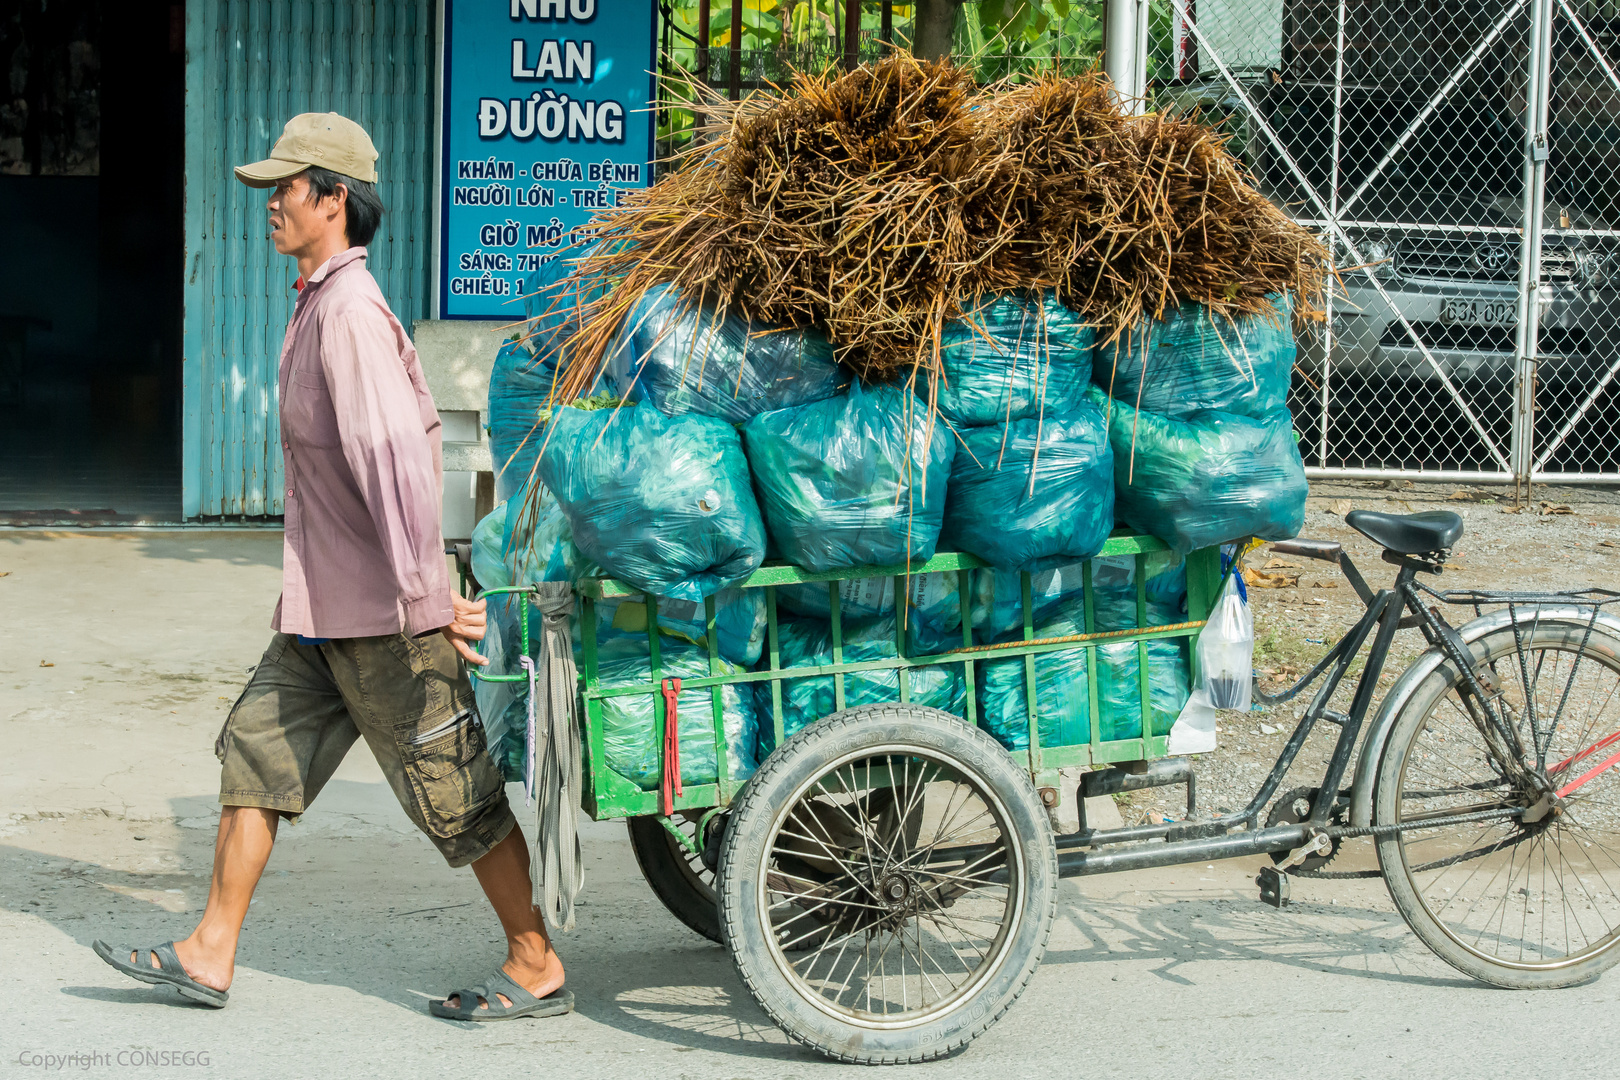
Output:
[1118,112,1325,327]
[724,56,993,379]
[540,58,1325,405]
[974,71,1137,301]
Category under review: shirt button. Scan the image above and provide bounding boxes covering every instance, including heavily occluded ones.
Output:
[282,441,289,450]
[286,489,294,498]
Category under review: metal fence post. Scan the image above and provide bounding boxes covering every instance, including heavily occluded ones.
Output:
[1513,0,1555,500]
[1105,0,1147,114]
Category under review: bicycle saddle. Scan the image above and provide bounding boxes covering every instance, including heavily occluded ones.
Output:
[1344,509,1463,555]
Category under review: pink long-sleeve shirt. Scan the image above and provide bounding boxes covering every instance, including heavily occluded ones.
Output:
[271,247,455,639]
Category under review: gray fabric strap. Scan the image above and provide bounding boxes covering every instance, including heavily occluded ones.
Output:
[525,582,584,932]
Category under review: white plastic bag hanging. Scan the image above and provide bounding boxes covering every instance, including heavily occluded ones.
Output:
[1197,569,1253,711]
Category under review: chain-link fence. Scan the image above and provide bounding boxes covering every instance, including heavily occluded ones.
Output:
[1150,0,1620,483]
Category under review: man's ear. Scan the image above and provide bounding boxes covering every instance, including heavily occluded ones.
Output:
[329,183,349,223]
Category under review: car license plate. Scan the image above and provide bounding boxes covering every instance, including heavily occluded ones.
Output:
[1441,298,1516,326]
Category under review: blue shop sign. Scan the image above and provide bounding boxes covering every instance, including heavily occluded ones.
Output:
[439,0,655,318]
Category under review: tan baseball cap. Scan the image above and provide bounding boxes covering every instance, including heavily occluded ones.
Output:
[234,112,379,187]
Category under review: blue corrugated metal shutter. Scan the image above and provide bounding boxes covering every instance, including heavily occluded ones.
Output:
[182,0,436,517]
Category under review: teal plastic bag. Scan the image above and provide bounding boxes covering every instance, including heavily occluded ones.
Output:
[489,248,609,501]
[597,637,759,790]
[969,561,1087,642]
[941,404,1114,572]
[1093,295,1295,420]
[1089,558,1192,741]
[975,549,1191,750]
[743,382,955,573]
[976,601,1093,751]
[604,283,850,423]
[539,401,767,602]
[755,617,966,759]
[1094,388,1306,554]
[470,492,601,783]
[932,292,1094,426]
[579,588,768,668]
[776,572,964,655]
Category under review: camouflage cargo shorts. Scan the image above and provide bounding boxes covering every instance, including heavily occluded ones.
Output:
[215,631,516,867]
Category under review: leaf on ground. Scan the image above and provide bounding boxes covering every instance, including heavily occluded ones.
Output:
[1311,580,1338,588]
[1540,502,1573,515]
[1330,499,1352,516]
[1262,558,1300,569]
[1243,567,1299,589]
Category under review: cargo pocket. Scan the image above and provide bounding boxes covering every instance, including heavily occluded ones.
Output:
[216,636,289,762]
[401,708,504,838]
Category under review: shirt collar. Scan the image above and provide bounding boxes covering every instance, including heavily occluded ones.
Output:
[296,247,367,292]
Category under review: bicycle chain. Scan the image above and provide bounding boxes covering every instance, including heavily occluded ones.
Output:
[1293,806,1529,880]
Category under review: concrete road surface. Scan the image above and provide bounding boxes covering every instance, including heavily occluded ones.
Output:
[3,528,1618,1080]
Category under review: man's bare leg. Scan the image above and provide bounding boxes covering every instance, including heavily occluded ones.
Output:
[140,805,281,992]
[445,824,564,1010]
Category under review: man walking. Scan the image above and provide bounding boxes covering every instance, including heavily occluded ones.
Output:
[95,113,568,1022]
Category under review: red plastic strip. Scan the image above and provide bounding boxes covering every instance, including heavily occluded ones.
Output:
[661,677,683,815]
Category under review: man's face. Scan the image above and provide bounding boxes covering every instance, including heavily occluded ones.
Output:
[267,173,342,259]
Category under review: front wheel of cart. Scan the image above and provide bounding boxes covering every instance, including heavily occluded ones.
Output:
[716,704,1056,1064]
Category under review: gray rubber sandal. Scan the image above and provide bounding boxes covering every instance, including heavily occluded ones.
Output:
[429,968,573,1022]
[92,940,229,1008]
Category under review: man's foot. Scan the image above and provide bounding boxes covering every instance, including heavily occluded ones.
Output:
[170,935,233,993]
[91,941,230,1008]
[444,953,564,1012]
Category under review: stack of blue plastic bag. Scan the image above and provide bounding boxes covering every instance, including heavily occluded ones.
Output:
[930,292,1094,426]
[538,401,767,602]
[743,382,955,572]
[603,284,850,423]
[755,617,966,760]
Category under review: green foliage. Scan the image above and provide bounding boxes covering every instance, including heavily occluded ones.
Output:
[654,2,1107,152]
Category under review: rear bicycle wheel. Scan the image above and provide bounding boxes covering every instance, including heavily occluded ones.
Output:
[1375,620,1620,987]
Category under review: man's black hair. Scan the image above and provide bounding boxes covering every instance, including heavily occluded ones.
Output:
[303,165,385,248]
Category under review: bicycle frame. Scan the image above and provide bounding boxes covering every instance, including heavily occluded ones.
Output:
[1050,537,1620,880]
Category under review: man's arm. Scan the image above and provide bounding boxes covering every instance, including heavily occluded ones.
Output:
[321,308,461,640]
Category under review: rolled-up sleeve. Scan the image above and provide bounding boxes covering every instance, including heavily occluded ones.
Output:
[322,309,454,636]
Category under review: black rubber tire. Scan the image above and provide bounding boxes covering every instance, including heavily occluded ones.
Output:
[715,704,1057,1065]
[627,814,722,944]
[1374,621,1620,988]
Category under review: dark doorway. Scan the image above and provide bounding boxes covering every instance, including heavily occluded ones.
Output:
[0,1,185,524]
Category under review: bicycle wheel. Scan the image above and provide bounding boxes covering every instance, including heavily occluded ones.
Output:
[628,812,721,943]
[717,704,1056,1064]
[1375,618,1620,987]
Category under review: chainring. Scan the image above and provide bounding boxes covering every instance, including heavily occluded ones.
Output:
[1266,786,1344,872]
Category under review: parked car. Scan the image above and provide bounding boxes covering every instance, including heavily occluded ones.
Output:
[1159,14,1620,386]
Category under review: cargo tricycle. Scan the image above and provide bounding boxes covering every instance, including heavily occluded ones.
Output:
[468,509,1620,1064]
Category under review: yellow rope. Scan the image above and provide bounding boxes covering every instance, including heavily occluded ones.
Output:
[933,619,1208,658]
